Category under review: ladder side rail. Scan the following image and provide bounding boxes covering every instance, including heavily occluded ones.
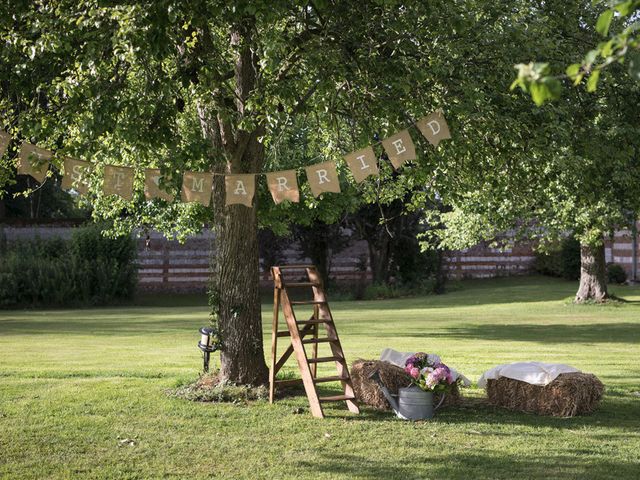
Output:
[280,287,325,418]
[307,266,360,414]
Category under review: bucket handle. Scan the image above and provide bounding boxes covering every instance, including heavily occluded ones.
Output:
[434,392,446,411]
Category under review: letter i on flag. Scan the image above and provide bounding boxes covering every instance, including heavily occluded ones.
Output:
[181,171,214,206]
[381,130,416,170]
[0,131,10,158]
[416,110,451,147]
[103,165,134,201]
[266,170,299,204]
[225,174,255,207]
[305,161,340,197]
[344,146,378,183]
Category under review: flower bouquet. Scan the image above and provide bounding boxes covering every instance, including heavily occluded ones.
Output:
[404,352,457,393]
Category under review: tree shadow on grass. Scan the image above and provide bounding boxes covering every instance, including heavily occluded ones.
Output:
[404,322,640,344]
[296,450,640,480]
[0,314,198,336]
[320,390,640,432]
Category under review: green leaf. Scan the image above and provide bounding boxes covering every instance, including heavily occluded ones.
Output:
[595,9,614,37]
[584,49,599,65]
[586,69,601,92]
[565,63,581,79]
[628,50,640,82]
[614,1,634,17]
[530,82,550,106]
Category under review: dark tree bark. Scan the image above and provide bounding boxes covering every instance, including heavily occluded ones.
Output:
[196,20,269,385]
[575,242,609,303]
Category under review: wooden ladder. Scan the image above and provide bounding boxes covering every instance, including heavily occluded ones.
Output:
[269,265,359,418]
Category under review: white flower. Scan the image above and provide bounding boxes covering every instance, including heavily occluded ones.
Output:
[427,354,441,365]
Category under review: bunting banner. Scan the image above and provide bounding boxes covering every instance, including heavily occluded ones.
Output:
[18,142,52,183]
[8,110,452,208]
[225,174,255,207]
[344,146,378,183]
[416,111,451,147]
[181,171,214,206]
[381,129,416,170]
[62,158,91,194]
[103,165,134,201]
[306,161,341,197]
[144,168,174,202]
[0,131,10,158]
[266,169,299,204]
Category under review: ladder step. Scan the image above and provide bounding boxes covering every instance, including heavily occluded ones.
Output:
[296,318,332,325]
[278,265,315,269]
[319,394,356,402]
[301,337,336,345]
[313,375,348,383]
[307,356,344,364]
[290,300,327,305]
[276,331,290,338]
[274,378,303,386]
[284,282,320,288]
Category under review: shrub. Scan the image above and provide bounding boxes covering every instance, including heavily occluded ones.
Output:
[0,225,137,308]
[607,263,627,284]
[535,236,581,280]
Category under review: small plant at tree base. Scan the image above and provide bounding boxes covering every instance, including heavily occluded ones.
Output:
[607,263,628,284]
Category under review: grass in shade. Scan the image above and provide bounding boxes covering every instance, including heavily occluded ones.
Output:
[1,276,639,479]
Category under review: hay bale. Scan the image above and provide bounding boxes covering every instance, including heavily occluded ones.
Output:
[486,372,604,417]
[350,359,462,410]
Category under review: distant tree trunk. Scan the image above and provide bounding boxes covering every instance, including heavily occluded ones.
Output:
[575,243,609,303]
[367,236,391,284]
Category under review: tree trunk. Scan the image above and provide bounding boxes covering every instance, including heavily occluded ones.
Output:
[575,243,609,303]
[214,202,269,385]
[197,19,269,385]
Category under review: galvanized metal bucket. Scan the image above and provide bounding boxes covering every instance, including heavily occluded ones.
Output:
[395,385,445,421]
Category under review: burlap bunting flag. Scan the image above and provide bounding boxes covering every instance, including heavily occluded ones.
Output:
[225,174,255,207]
[0,131,10,158]
[181,171,214,206]
[381,130,416,170]
[305,161,340,197]
[18,142,52,183]
[344,146,379,183]
[416,110,451,147]
[144,169,174,202]
[266,170,299,204]
[62,158,91,194]
[103,165,134,201]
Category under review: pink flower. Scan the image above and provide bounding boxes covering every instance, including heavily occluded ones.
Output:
[409,367,420,379]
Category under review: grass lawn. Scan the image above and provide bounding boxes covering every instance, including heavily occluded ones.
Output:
[1,276,639,479]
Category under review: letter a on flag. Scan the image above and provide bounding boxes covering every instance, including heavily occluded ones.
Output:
[416,110,451,147]
[103,165,134,201]
[266,170,299,204]
[305,161,340,198]
[225,174,255,207]
[381,130,416,170]
[181,171,214,206]
[344,146,378,183]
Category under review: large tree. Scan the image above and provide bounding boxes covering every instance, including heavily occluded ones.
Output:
[1,0,459,384]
